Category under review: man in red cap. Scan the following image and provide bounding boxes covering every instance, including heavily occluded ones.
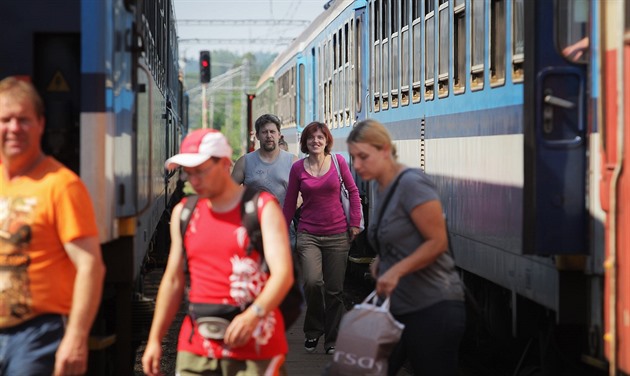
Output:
[142,129,294,376]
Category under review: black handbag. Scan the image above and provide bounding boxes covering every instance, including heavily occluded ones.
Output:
[188,303,242,340]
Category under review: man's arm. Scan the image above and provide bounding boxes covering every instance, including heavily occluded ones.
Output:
[142,203,187,376]
[54,236,105,376]
[231,155,246,184]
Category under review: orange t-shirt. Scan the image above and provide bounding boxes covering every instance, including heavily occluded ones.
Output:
[0,157,99,328]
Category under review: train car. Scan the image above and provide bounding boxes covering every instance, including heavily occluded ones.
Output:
[0,0,186,374]
[254,0,628,373]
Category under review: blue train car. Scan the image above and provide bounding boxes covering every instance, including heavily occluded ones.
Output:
[255,0,622,372]
[0,0,186,373]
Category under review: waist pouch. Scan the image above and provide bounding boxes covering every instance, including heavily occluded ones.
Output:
[189,303,242,340]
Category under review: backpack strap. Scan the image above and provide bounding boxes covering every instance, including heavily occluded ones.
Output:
[180,195,199,272]
[240,186,263,257]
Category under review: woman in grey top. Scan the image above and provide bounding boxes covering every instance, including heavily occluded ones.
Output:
[347,119,466,376]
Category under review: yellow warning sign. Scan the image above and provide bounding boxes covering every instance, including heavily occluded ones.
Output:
[47,71,70,92]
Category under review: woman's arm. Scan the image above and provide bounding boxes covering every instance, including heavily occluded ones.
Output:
[375,200,448,297]
[282,162,301,226]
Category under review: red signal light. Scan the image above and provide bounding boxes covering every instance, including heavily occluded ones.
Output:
[202,60,209,67]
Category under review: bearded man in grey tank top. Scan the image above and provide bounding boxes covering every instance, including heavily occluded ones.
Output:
[232,114,298,208]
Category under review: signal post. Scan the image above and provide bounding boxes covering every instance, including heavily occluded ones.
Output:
[199,50,211,128]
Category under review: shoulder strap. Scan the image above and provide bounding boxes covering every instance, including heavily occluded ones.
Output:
[331,153,343,184]
[374,169,410,252]
[180,195,199,237]
[180,195,199,272]
[240,186,262,256]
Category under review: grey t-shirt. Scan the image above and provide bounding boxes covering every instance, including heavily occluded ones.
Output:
[243,150,295,207]
[368,168,464,315]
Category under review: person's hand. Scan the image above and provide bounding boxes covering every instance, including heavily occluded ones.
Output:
[375,266,402,298]
[142,340,164,376]
[348,226,361,241]
[54,334,88,375]
[223,308,260,348]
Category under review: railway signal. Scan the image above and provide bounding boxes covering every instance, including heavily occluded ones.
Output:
[200,50,211,83]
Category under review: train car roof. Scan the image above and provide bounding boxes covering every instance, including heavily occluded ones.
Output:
[256,0,356,87]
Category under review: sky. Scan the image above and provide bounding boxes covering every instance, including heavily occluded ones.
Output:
[174,0,329,61]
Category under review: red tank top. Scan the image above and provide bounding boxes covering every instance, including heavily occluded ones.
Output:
[177,192,288,359]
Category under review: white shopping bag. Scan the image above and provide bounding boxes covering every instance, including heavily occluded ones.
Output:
[328,291,405,376]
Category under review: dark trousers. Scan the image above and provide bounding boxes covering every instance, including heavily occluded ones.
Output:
[296,231,350,349]
[388,300,466,376]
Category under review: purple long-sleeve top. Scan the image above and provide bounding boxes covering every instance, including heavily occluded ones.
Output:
[283,153,362,235]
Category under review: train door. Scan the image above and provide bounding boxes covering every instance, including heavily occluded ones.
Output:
[523,0,588,255]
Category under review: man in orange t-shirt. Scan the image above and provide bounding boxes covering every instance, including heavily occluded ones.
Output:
[0,77,106,375]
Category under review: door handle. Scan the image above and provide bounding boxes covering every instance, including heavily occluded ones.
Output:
[544,94,575,109]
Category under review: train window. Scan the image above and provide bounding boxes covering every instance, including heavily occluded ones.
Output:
[425,2,435,101]
[343,23,352,64]
[401,0,410,106]
[391,0,398,34]
[557,0,589,64]
[471,0,485,90]
[391,0,400,108]
[373,0,381,112]
[382,0,389,42]
[382,1,390,110]
[355,15,363,114]
[299,64,305,127]
[382,39,390,110]
[402,0,409,28]
[348,20,353,124]
[454,2,466,94]
[512,0,524,82]
[490,0,506,86]
[412,0,422,103]
[390,0,400,108]
[374,0,381,41]
[438,1,449,98]
[333,34,338,70]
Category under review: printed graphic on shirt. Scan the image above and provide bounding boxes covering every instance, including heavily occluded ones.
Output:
[230,227,275,346]
[0,197,36,320]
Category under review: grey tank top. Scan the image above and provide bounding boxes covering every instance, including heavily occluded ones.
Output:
[243,150,294,207]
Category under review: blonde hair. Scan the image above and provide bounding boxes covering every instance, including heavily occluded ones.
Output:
[347,119,398,160]
[0,77,45,118]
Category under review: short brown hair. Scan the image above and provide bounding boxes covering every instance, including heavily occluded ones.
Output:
[255,114,282,134]
[0,77,45,118]
[300,122,333,154]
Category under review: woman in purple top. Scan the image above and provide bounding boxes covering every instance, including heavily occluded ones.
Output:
[282,121,362,355]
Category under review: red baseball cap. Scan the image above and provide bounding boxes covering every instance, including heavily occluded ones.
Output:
[165,129,232,170]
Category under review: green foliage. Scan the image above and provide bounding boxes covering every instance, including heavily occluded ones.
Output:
[184,50,277,160]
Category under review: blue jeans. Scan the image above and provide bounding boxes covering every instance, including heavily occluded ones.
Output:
[388,300,466,376]
[296,231,350,349]
[0,314,65,375]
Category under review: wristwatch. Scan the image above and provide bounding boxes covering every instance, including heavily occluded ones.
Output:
[251,303,265,318]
